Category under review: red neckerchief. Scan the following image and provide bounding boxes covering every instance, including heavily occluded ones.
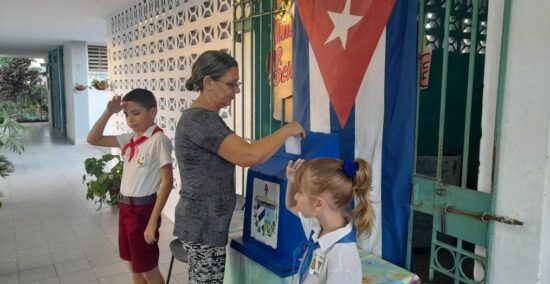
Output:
[121,126,163,162]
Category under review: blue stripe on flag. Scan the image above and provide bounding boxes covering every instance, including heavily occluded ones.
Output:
[292,8,310,131]
[381,0,418,267]
[330,105,355,160]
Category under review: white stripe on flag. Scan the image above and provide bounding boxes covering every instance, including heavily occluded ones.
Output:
[354,29,386,257]
[309,44,331,133]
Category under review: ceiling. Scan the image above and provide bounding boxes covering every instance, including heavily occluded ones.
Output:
[0,0,137,58]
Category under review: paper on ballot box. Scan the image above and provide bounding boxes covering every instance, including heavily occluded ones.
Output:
[285,136,301,155]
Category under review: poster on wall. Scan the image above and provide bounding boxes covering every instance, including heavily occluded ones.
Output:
[420,36,432,90]
[267,0,293,122]
[251,178,280,249]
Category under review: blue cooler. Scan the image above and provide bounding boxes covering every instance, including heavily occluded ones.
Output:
[230,132,340,277]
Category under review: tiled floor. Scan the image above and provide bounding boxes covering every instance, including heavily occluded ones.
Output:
[0,123,189,284]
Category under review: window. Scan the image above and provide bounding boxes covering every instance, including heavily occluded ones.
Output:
[88,45,108,72]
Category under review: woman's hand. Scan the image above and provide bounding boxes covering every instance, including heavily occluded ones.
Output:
[286,159,305,184]
[106,95,124,114]
[285,122,306,138]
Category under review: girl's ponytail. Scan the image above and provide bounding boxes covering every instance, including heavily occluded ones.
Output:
[351,159,374,237]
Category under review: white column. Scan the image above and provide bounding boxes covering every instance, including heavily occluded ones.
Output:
[482,0,550,283]
[63,41,90,144]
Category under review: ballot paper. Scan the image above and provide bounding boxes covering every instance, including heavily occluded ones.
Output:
[285,136,301,155]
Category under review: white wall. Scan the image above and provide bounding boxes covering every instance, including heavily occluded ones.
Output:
[106,0,233,221]
[63,41,90,144]
[87,70,110,135]
[63,42,111,144]
[482,0,550,282]
[541,127,550,284]
[87,88,110,136]
[63,43,75,140]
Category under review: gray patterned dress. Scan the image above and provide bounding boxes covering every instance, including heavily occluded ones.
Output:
[173,107,236,247]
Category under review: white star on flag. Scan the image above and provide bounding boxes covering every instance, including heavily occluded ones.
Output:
[324,0,363,49]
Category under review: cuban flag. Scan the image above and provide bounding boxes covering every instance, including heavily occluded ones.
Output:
[292,0,417,267]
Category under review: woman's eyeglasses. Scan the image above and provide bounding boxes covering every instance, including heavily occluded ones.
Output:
[217,80,242,89]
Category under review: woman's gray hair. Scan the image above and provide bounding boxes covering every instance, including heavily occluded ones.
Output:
[185,50,238,91]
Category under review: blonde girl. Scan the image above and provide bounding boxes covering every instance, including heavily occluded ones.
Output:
[285,158,374,284]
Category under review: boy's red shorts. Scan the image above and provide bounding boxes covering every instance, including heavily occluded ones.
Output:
[118,202,161,273]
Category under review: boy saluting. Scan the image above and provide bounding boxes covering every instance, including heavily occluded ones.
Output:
[87,89,173,284]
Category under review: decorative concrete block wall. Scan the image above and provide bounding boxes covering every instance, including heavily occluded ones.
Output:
[107,0,233,219]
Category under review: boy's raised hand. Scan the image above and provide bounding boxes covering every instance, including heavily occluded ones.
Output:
[286,159,304,184]
[106,95,124,114]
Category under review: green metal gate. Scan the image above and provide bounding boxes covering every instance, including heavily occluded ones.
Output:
[232,0,291,193]
[232,0,289,140]
[408,0,521,283]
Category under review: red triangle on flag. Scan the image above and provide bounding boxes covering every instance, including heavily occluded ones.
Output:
[296,0,395,127]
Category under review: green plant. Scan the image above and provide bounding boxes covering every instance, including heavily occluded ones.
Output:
[82,153,122,210]
[0,155,13,178]
[0,58,46,122]
[0,110,25,155]
[0,58,41,102]
[0,109,25,209]
[91,79,109,91]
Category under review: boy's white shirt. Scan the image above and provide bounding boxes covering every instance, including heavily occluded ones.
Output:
[116,124,172,197]
[296,212,362,284]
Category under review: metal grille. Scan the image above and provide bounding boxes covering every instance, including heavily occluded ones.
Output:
[409,0,496,283]
[232,0,291,141]
[231,0,291,194]
[87,45,108,72]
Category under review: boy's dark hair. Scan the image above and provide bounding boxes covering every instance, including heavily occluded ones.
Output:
[122,88,157,109]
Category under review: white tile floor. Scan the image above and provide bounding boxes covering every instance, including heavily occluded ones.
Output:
[0,123,189,284]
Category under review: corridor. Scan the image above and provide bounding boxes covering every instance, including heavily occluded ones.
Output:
[0,123,188,284]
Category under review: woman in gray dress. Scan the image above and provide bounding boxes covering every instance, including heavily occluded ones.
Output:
[174,50,304,283]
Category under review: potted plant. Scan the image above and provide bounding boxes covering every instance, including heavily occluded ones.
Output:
[82,153,122,210]
[75,83,89,91]
[91,79,109,91]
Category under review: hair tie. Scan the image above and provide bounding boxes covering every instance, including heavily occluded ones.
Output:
[342,159,358,179]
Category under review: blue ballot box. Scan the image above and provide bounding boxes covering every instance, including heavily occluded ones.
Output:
[230,132,340,277]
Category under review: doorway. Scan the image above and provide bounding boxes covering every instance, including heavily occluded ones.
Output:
[48,46,66,135]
